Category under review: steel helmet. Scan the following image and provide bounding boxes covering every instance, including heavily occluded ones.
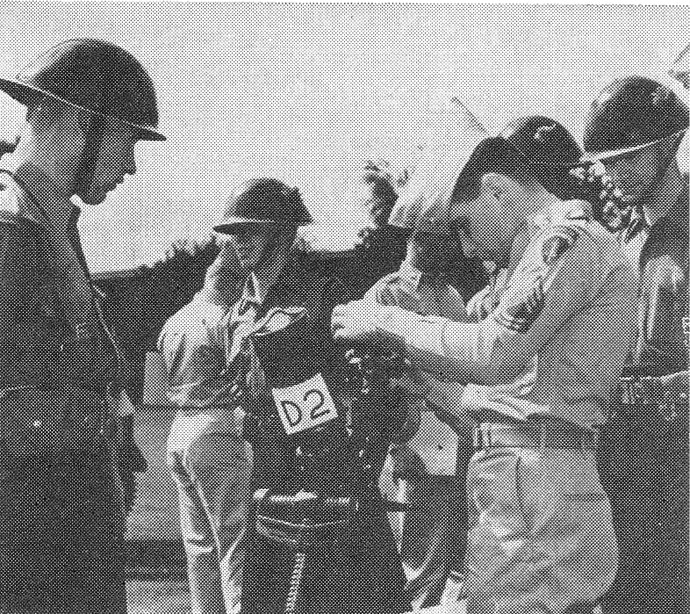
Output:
[582,76,688,161]
[0,38,165,141]
[498,116,588,200]
[499,116,584,168]
[214,178,313,235]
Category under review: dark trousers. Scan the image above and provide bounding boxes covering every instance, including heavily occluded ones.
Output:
[0,443,126,614]
[597,410,689,614]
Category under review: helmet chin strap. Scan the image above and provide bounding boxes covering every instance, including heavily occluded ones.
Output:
[73,112,106,202]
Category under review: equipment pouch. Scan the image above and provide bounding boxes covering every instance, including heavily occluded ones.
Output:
[0,385,107,458]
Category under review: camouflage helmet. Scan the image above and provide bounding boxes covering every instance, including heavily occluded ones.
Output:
[0,38,165,141]
[214,178,313,234]
[499,116,584,168]
[582,76,688,161]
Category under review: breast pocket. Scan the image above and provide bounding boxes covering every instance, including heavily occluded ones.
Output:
[643,263,687,350]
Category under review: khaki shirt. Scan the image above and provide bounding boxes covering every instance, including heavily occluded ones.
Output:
[158,293,236,408]
[365,260,469,475]
[617,162,688,376]
[375,201,638,430]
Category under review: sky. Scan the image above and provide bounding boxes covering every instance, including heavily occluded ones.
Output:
[0,3,687,272]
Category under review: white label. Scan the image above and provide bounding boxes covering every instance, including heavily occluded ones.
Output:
[271,373,338,435]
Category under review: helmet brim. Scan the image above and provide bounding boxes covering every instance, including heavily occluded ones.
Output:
[531,159,594,170]
[581,129,686,163]
[581,141,657,163]
[0,76,166,141]
[213,217,313,235]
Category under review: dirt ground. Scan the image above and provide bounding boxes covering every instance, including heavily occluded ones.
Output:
[125,581,470,614]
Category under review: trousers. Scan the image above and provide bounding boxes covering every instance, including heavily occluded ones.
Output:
[597,411,689,614]
[0,442,127,614]
[380,464,467,610]
[167,408,253,614]
[464,447,617,614]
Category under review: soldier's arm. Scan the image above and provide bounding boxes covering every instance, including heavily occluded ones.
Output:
[375,232,633,386]
[0,221,43,366]
[157,301,240,407]
[365,276,470,420]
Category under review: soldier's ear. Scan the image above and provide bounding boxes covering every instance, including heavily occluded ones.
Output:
[480,173,506,200]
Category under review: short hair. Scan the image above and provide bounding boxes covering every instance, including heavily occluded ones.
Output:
[452,137,538,202]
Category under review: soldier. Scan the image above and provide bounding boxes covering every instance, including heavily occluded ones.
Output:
[158,241,251,614]
[214,178,408,614]
[0,39,164,613]
[582,76,689,614]
[364,207,472,609]
[670,45,689,180]
[332,100,638,614]
[467,116,593,320]
[347,162,408,299]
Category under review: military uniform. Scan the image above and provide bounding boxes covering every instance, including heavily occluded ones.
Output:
[372,201,637,614]
[0,156,128,613]
[365,260,472,610]
[597,162,689,614]
[159,256,252,614]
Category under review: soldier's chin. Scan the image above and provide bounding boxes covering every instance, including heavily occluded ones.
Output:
[80,186,110,206]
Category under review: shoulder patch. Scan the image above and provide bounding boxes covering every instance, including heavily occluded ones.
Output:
[541,225,581,266]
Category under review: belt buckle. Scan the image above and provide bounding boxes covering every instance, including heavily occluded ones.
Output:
[473,424,491,450]
[620,377,641,405]
[472,426,482,450]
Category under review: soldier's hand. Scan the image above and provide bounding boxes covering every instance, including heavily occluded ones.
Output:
[331,300,384,345]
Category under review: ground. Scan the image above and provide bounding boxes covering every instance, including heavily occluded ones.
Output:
[126,406,189,613]
[127,580,191,614]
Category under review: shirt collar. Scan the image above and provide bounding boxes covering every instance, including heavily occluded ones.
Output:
[0,153,79,234]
